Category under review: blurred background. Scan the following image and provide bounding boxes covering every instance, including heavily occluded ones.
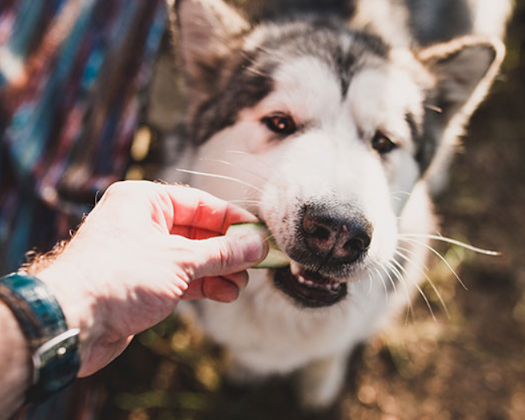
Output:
[1,0,524,419]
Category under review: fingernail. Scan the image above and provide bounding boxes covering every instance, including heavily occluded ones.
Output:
[239,234,267,262]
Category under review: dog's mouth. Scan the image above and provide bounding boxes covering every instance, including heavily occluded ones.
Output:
[273,265,348,308]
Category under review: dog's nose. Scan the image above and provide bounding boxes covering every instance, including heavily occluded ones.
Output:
[301,204,372,265]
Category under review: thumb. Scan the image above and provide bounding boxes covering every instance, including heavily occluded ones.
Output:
[189,233,269,279]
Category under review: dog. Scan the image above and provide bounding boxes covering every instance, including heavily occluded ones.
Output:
[154,0,511,409]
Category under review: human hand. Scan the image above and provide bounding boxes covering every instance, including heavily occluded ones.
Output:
[32,181,268,377]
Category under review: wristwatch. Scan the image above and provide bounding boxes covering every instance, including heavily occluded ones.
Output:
[0,272,81,403]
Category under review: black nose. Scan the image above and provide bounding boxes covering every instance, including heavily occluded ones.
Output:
[301,204,372,265]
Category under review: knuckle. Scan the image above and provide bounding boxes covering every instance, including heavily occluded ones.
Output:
[104,181,134,202]
[104,180,153,199]
[217,238,236,270]
[105,180,128,194]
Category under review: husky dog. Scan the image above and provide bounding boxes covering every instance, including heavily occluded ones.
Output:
[157,0,511,409]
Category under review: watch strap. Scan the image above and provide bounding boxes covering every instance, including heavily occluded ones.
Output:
[0,272,81,403]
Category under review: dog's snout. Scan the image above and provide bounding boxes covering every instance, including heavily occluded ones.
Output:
[301,204,372,265]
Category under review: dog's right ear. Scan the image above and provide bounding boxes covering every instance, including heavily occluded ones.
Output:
[418,37,505,125]
[174,0,250,98]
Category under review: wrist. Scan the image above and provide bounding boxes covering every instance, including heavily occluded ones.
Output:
[33,260,101,376]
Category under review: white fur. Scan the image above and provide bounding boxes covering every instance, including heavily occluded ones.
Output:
[351,0,412,47]
[180,53,435,407]
[469,0,514,38]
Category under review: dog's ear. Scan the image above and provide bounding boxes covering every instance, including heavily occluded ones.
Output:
[418,37,505,123]
[416,37,505,188]
[174,0,250,99]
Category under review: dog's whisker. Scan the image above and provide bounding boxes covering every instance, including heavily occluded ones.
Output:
[398,237,469,290]
[238,50,258,65]
[383,260,414,324]
[391,191,411,203]
[371,265,390,303]
[255,45,275,56]
[228,199,263,205]
[373,262,397,295]
[395,244,451,317]
[367,263,396,316]
[228,199,262,213]
[225,150,274,170]
[396,245,430,272]
[176,168,265,194]
[198,157,273,183]
[263,233,276,242]
[425,104,443,114]
[391,190,412,197]
[245,66,270,77]
[384,261,404,292]
[391,257,437,322]
[368,262,392,305]
[237,51,272,77]
[398,233,500,256]
[395,249,451,319]
[367,272,374,297]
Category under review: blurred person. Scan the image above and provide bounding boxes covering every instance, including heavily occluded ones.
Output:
[0,2,168,417]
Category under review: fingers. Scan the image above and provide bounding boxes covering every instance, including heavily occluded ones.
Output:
[182,271,249,302]
[170,226,220,241]
[173,233,268,303]
[94,181,258,235]
[187,234,268,280]
[162,185,258,233]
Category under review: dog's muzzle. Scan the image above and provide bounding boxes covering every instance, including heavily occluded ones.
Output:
[273,202,373,308]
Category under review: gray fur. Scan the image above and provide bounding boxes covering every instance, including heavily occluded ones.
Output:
[405,0,474,45]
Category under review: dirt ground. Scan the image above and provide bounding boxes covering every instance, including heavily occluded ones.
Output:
[95,3,525,420]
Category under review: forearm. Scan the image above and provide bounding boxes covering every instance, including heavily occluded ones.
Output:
[0,301,32,420]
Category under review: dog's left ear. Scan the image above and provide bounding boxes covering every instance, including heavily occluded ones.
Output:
[418,37,505,123]
[174,0,250,100]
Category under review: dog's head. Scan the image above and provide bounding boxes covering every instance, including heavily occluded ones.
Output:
[174,0,504,308]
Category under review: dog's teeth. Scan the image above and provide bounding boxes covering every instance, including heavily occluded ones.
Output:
[295,274,342,293]
[291,263,302,276]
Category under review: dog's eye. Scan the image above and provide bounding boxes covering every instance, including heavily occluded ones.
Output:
[262,113,297,136]
[371,131,396,154]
